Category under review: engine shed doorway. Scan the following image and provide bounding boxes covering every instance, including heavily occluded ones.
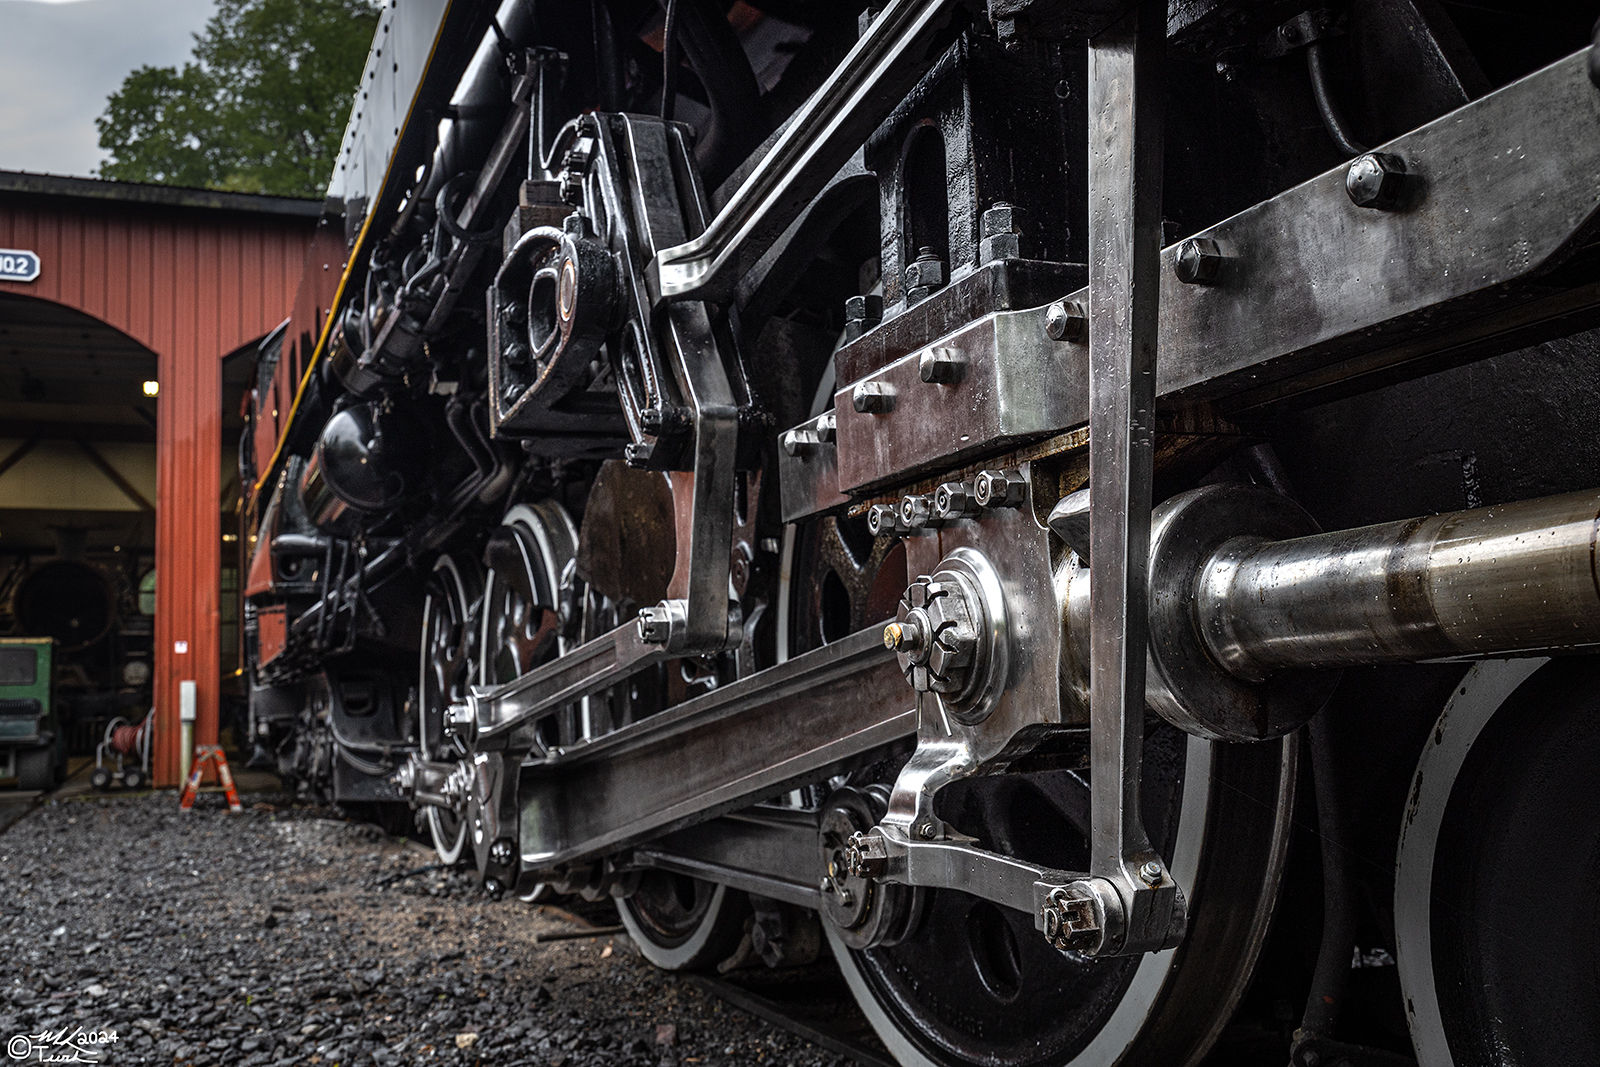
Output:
[0,171,320,786]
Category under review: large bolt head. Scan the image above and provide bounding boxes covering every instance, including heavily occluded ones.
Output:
[980,202,1025,239]
[918,347,964,384]
[903,249,946,292]
[1044,300,1087,343]
[844,293,884,324]
[852,382,896,414]
[780,428,814,457]
[1346,152,1406,210]
[1174,238,1224,285]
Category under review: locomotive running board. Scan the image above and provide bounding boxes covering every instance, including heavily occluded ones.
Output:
[514,627,913,872]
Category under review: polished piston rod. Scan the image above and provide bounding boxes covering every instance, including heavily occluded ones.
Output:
[1058,483,1600,742]
[1204,488,1600,673]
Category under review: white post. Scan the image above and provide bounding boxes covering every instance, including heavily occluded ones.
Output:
[179,680,197,786]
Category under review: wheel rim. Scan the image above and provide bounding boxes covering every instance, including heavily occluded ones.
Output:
[1396,658,1600,1067]
[619,875,749,971]
[418,551,479,865]
[480,502,578,721]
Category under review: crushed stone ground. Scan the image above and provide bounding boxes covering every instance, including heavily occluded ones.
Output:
[0,793,861,1067]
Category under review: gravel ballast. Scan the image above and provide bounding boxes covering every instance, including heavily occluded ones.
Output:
[0,793,862,1066]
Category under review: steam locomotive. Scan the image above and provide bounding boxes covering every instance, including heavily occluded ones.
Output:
[241,0,1600,1062]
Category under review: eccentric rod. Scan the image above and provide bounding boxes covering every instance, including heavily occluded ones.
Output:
[1201,488,1600,677]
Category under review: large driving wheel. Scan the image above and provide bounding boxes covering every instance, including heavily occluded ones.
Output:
[480,502,578,714]
[417,550,481,864]
[779,502,1296,1064]
[477,500,579,896]
[1396,657,1600,1066]
[619,873,752,971]
[827,732,1295,1066]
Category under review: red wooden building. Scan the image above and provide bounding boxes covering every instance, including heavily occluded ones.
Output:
[0,171,329,785]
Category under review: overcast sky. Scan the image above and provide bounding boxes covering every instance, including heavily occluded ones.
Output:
[0,0,218,178]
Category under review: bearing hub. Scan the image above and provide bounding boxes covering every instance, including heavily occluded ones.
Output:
[818,786,924,950]
[886,576,980,695]
[883,550,1007,724]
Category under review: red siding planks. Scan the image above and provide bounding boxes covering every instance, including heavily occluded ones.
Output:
[0,190,313,785]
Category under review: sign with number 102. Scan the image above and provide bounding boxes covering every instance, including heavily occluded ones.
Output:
[0,249,40,283]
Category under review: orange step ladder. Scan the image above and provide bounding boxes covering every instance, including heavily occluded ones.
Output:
[177,745,242,813]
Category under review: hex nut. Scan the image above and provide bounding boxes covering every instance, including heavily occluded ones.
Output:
[845,293,884,324]
[1174,237,1224,285]
[934,481,980,520]
[852,382,896,414]
[980,202,1026,239]
[844,294,884,341]
[1044,300,1087,343]
[844,831,889,879]
[979,232,1021,264]
[893,577,978,695]
[636,606,669,643]
[866,503,902,537]
[1346,152,1407,210]
[973,469,1027,509]
[1040,886,1102,952]
[918,347,965,384]
[904,247,946,303]
[899,494,936,529]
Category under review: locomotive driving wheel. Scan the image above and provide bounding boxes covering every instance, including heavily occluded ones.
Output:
[480,501,579,742]
[1396,657,1600,1066]
[417,550,480,865]
[779,510,1298,1065]
[826,734,1296,1066]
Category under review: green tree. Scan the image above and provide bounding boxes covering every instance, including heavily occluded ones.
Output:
[96,0,379,197]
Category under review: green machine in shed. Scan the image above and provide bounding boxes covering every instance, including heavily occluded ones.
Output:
[0,638,64,790]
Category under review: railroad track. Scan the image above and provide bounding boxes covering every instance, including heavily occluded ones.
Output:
[684,968,898,1067]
